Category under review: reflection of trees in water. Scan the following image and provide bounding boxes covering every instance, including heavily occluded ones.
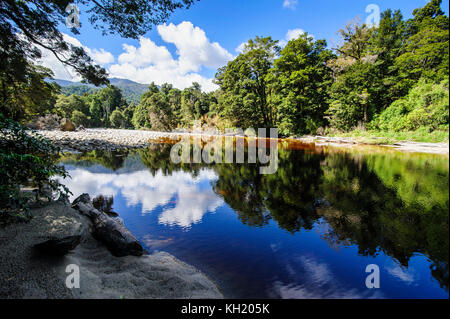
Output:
[60,149,129,171]
[63,143,449,290]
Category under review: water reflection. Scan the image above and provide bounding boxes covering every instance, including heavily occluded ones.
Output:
[61,167,222,228]
[59,139,449,297]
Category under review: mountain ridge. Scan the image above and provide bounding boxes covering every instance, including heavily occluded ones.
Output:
[50,78,150,104]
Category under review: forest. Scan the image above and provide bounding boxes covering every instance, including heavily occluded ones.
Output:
[1,0,448,141]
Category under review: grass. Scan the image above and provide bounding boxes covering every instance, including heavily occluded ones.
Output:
[327,128,449,144]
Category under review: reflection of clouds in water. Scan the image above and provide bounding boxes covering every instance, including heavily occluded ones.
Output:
[59,169,118,199]
[60,168,223,228]
[386,262,416,285]
[271,255,384,299]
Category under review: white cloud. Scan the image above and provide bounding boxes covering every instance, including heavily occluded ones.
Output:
[286,28,306,41]
[235,42,247,54]
[279,28,312,47]
[157,21,232,72]
[109,21,233,92]
[283,0,298,10]
[36,33,114,82]
[37,21,233,92]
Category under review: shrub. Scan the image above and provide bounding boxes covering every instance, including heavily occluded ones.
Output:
[374,78,449,132]
[0,113,71,218]
[71,110,90,128]
[110,109,125,128]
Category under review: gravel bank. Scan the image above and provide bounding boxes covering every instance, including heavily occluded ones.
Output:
[36,128,449,155]
[0,199,223,299]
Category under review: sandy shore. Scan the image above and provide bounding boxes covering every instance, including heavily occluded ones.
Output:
[36,128,449,155]
[0,198,223,299]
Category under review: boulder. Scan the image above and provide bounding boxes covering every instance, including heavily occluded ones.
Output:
[72,194,143,257]
[60,118,76,131]
[34,235,81,256]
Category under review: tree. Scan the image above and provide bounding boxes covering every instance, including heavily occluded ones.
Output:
[132,83,159,129]
[0,0,196,88]
[368,9,406,111]
[215,37,280,128]
[54,94,88,119]
[137,83,181,131]
[110,109,125,128]
[396,0,449,87]
[269,34,334,135]
[0,64,58,122]
[326,19,382,130]
[71,109,90,127]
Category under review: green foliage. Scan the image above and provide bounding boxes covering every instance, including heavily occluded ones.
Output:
[54,94,88,119]
[1,0,196,88]
[110,109,125,128]
[374,78,449,132]
[396,0,449,86]
[215,37,280,128]
[0,113,70,214]
[71,110,90,127]
[270,34,334,135]
[0,63,58,122]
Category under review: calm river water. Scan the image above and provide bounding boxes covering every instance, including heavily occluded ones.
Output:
[58,137,449,298]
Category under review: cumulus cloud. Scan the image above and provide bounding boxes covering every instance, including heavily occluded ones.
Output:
[109,21,233,92]
[158,21,233,72]
[37,21,232,92]
[36,33,114,82]
[283,0,298,10]
[279,28,312,47]
[235,42,247,54]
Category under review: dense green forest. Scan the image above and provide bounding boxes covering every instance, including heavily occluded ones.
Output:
[2,0,447,141]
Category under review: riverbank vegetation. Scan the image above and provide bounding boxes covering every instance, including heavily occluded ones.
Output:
[5,0,448,143]
[0,0,196,216]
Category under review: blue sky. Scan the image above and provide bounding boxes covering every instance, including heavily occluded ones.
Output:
[39,0,449,91]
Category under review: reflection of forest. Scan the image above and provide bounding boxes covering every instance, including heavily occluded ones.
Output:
[60,141,449,290]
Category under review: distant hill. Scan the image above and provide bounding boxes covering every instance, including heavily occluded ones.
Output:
[50,78,149,104]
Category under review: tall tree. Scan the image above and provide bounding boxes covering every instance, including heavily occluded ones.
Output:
[215,37,280,128]
[269,34,334,135]
[396,0,449,87]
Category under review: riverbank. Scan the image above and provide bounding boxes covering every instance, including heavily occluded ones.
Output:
[36,128,449,155]
[0,196,223,299]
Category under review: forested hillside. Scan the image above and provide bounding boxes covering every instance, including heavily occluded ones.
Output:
[54,78,149,104]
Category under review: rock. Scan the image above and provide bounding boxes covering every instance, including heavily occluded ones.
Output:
[60,118,76,132]
[72,194,143,257]
[34,235,81,256]
[105,211,119,217]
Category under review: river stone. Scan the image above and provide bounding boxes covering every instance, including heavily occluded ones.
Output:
[34,235,81,256]
[72,194,143,257]
[60,118,75,131]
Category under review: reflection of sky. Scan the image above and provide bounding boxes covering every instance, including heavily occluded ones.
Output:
[60,168,223,228]
[271,255,384,299]
[58,159,448,299]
